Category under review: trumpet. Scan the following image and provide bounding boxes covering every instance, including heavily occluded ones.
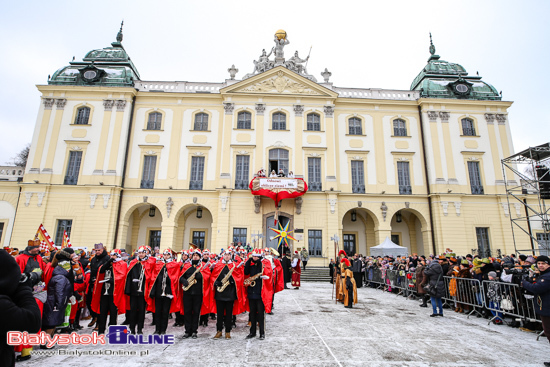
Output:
[103,269,112,295]
[137,263,145,293]
[217,261,244,293]
[161,266,167,297]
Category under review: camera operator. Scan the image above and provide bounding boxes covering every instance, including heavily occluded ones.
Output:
[521,255,550,366]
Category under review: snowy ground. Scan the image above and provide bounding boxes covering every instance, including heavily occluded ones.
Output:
[22,282,548,367]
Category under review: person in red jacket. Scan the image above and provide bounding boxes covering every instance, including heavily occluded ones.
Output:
[291,251,302,289]
[148,249,180,335]
[211,250,243,339]
[92,249,127,334]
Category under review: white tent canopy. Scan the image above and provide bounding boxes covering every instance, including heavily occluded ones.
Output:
[369,236,408,257]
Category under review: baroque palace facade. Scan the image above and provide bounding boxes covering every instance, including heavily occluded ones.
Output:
[0,28,530,265]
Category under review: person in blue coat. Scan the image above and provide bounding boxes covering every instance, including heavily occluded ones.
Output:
[521,255,550,367]
[42,250,73,344]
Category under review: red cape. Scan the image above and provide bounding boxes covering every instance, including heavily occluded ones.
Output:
[91,260,127,315]
[292,258,301,287]
[147,260,181,313]
[210,260,244,315]
[16,252,46,273]
[177,262,212,315]
[273,259,284,293]
[43,262,54,289]
[124,258,154,310]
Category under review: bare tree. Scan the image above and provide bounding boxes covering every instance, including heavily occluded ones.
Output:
[6,144,30,168]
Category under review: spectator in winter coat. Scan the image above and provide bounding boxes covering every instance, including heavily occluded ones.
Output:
[486,271,503,324]
[422,259,446,317]
[42,251,73,342]
[351,254,363,288]
[0,249,41,367]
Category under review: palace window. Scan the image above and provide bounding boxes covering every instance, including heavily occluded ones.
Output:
[194,113,209,131]
[147,112,162,130]
[351,160,365,193]
[268,149,289,176]
[64,151,82,185]
[192,231,206,250]
[149,230,161,249]
[190,156,205,190]
[462,118,476,136]
[233,228,247,245]
[74,107,90,125]
[393,119,407,136]
[308,230,322,257]
[141,156,157,189]
[272,112,286,130]
[537,233,550,256]
[348,117,362,135]
[343,233,356,255]
[55,220,72,247]
[235,155,249,189]
[306,113,321,131]
[308,157,322,191]
[468,161,484,194]
[397,161,412,194]
[237,111,252,129]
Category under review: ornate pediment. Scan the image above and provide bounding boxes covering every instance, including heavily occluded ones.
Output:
[221,67,337,98]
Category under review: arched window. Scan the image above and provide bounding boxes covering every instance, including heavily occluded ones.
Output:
[306,113,321,131]
[147,112,162,130]
[237,111,252,129]
[194,113,209,131]
[74,107,90,125]
[268,149,289,175]
[348,117,362,135]
[272,112,286,130]
[393,119,407,136]
[462,118,476,136]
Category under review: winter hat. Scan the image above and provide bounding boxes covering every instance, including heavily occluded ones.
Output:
[94,243,104,250]
[536,255,550,265]
[55,250,72,262]
[481,258,490,264]
[519,254,527,262]
[461,259,469,266]
[488,271,497,279]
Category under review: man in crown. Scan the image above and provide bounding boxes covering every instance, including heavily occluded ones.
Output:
[244,248,273,340]
[124,246,151,334]
[211,250,243,339]
[178,249,211,339]
[92,249,127,334]
[148,249,180,335]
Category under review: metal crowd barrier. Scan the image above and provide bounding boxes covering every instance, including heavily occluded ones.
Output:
[442,276,485,318]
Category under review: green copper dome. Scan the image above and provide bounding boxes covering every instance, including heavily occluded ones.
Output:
[49,23,140,87]
[410,35,500,101]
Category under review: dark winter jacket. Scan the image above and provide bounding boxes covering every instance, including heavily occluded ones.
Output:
[0,250,41,367]
[351,258,362,273]
[422,261,446,298]
[42,265,72,328]
[522,268,550,317]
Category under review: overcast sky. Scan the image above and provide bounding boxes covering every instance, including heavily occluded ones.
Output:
[1,0,548,165]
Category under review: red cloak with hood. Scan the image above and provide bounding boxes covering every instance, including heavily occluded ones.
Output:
[177,262,212,315]
[124,257,154,310]
[91,260,127,315]
[16,251,46,274]
[273,258,284,293]
[210,260,244,315]
[147,260,181,313]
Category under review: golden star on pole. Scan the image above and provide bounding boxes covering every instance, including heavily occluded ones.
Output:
[270,221,297,247]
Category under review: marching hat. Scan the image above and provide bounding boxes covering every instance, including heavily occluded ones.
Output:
[252,248,263,257]
[137,245,147,253]
[110,249,122,257]
[338,250,347,258]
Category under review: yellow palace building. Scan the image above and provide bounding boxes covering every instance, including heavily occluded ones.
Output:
[0,28,535,264]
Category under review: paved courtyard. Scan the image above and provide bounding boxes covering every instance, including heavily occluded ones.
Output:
[24,282,548,366]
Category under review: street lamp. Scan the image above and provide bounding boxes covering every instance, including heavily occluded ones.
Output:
[351,210,357,222]
[396,211,402,223]
[196,207,203,219]
[149,206,156,217]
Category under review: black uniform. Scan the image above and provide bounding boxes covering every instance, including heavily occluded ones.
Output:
[151,264,173,334]
[87,250,109,319]
[97,258,117,334]
[244,258,265,337]
[281,255,291,289]
[124,260,147,334]
[214,262,237,333]
[179,260,203,336]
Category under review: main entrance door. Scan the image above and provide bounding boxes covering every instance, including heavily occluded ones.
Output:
[266,215,291,254]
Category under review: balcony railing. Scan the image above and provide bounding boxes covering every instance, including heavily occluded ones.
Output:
[64,176,78,185]
[309,182,322,192]
[189,180,203,190]
[462,127,476,136]
[471,185,484,195]
[235,180,249,190]
[399,185,412,195]
[394,127,407,136]
[140,180,154,189]
[352,184,365,193]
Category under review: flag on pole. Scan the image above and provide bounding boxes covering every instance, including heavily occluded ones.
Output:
[35,224,55,250]
[62,230,72,249]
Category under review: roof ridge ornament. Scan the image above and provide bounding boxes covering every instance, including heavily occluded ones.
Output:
[116,20,124,43]
[429,32,435,55]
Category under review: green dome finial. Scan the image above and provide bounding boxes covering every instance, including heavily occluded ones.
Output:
[116,20,124,43]
[429,32,435,56]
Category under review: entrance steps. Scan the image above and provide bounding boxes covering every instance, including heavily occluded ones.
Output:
[298,266,332,282]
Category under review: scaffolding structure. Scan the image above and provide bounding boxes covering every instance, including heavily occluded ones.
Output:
[502,142,550,255]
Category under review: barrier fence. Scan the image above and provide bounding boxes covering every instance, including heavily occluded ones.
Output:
[363,268,545,341]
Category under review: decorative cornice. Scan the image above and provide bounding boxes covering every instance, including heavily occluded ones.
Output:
[324,105,334,117]
[42,98,54,110]
[293,104,304,116]
[103,99,115,111]
[427,111,438,121]
[223,102,234,115]
[439,111,450,122]
[255,103,266,115]
[484,113,495,124]
[55,99,67,110]
[115,100,127,111]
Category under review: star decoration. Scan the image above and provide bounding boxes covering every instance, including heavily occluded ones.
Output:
[270,221,297,247]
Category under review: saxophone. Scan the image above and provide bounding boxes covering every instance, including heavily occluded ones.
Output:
[244,266,264,288]
[181,261,209,291]
[217,261,244,293]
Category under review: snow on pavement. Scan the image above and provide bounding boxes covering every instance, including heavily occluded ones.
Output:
[22,282,548,366]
